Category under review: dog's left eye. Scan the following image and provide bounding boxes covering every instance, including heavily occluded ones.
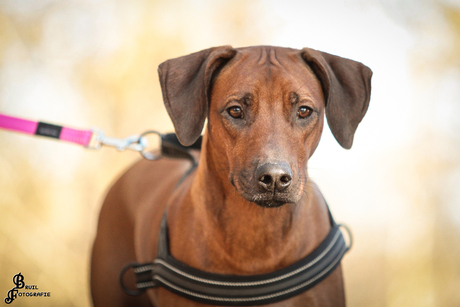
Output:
[298,106,313,118]
[227,106,244,119]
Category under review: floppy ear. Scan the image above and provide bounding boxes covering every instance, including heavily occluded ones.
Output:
[301,48,372,149]
[158,46,237,146]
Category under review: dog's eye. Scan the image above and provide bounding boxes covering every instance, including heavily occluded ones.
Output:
[227,106,244,119]
[298,106,312,118]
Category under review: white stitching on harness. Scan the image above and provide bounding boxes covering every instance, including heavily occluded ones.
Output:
[146,229,341,287]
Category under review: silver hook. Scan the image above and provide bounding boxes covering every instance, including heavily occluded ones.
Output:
[87,128,146,152]
[87,128,163,161]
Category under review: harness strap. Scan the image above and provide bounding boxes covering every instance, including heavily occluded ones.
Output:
[121,212,351,306]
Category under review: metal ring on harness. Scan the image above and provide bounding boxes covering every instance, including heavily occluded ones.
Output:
[138,130,163,161]
[138,131,202,166]
[337,223,353,251]
[119,263,146,296]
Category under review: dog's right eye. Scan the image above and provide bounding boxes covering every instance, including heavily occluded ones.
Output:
[227,106,244,119]
[298,106,313,119]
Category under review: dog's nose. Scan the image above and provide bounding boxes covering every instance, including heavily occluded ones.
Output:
[256,163,292,192]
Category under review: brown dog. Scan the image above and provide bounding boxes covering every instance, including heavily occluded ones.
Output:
[90,45,372,307]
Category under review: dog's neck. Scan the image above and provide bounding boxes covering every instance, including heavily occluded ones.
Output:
[167,134,331,275]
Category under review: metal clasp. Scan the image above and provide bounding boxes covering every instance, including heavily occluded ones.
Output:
[87,129,163,161]
[87,129,146,152]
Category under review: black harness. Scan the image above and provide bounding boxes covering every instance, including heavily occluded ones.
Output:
[120,133,352,306]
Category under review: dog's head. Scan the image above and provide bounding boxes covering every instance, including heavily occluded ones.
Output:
[158,46,372,207]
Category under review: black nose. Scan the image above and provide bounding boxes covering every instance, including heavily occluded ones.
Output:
[256,163,292,192]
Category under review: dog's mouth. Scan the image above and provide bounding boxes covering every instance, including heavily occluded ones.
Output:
[252,194,296,208]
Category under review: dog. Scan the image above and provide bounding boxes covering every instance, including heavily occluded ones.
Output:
[90,45,372,307]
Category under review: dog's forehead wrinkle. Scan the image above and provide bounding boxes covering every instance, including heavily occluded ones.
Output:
[243,47,285,70]
[257,47,268,66]
[269,48,282,67]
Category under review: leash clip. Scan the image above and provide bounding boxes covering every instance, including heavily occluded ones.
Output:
[87,129,147,152]
[87,129,164,161]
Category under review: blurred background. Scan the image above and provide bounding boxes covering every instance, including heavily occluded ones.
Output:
[0,0,459,306]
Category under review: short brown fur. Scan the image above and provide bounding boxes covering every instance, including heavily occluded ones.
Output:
[91,45,372,307]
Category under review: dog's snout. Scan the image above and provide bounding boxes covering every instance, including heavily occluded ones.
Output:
[256,163,292,192]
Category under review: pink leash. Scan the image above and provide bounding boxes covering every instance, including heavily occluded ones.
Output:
[0,113,161,160]
[0,113,93,146]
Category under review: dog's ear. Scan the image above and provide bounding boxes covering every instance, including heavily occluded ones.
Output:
[301,48,372,149]
[158,46,237,146]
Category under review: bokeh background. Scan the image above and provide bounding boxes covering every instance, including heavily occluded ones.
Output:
[1,0,459,306]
